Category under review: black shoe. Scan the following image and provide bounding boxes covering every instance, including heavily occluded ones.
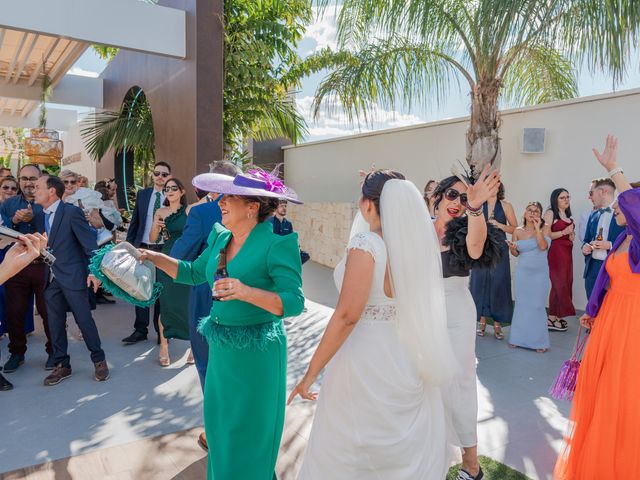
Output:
[122,331,148,345]
[96,295,116,305]
[3,354,24,373]
[0,373,13,391]
[45,354,56,371]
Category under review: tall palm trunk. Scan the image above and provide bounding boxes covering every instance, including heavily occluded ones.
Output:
[466,80,502,177]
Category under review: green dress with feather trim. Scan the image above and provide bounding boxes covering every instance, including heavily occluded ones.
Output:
[157,206,190,340]
[175,221,304,480]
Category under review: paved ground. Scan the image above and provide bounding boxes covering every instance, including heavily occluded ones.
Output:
[0,261,577,479]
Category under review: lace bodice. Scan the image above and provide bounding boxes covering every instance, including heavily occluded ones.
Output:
[334,232,395,321]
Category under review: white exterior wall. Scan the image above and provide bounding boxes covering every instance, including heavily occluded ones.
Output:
[61,123,97,182]
[284,88,640,310]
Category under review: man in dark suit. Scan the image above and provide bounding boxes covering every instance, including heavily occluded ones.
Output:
[170,164,239,386]
[170,162,239,452]
[122,161,171,344]
[34,175,107,386]
[0,164,53,373]
[582,177,625,298]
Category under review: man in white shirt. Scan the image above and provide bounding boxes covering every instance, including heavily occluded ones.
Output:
[582,177,625,298]
[122,162,171,344]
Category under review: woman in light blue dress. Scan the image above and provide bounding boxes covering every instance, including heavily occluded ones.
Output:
[508,202,551,352]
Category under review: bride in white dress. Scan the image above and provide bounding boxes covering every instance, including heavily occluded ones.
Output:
[288,170,459,479]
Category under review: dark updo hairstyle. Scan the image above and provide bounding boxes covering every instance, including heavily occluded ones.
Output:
[362,169,406,214]
[497,182,505,201]
[243,196,280,222]
[432,175,470,212]
[163,178,189,208]
[549,188,572,221]
[523,201,545,228]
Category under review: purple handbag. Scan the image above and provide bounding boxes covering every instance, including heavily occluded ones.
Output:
[549,328,589,401]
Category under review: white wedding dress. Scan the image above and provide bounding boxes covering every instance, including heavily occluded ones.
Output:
[298,231,451,479]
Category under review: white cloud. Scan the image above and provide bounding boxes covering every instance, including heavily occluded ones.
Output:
[296,95,425,142]
[300,6,340,55]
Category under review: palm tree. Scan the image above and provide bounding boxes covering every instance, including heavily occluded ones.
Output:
[314,0,640,175]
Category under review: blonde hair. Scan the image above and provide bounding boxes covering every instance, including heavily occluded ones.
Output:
[59,170,79,180]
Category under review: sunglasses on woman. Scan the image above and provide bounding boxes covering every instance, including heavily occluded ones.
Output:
[2,185,17,191]
[153,171,170,178]
[444,188,468,206]
[163,185,181,193]
[63,180,77,185]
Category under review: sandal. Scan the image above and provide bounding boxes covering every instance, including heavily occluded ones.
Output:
[476,321,486,337]
[548,318,568,332]
[494,324,504,340]
[159,344,170,367]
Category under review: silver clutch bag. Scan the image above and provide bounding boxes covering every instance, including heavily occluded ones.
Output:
[100,242,157,302]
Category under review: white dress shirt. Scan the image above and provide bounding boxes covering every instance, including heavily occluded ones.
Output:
[44,199,62,233]
[141,188,165,245]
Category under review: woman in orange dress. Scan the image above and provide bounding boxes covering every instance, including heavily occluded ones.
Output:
[555,134,640,479]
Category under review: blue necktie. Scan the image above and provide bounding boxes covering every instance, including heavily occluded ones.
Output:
[44,211,51,235]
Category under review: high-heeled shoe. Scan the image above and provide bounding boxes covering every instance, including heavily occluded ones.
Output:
[186,348,195,365]
[494,324,504,340]
[476,321,486,337]
[159,344,170,367]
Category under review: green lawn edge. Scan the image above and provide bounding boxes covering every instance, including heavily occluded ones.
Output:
[447,455,532,479]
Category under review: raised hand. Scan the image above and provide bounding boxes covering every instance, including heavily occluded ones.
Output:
[466,164,500,209]
[592,134,618,171]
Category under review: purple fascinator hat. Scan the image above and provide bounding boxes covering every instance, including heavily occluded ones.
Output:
[192,165,303,204]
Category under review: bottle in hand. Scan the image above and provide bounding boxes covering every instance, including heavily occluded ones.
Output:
[596,227,604,241]
[212,249,228,301]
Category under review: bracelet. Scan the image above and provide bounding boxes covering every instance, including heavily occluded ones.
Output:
[468,209,483,217]
[466,203,482,213]
[608,167,623,178]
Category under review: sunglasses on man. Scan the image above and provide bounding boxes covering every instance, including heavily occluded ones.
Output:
[153,171,170,178]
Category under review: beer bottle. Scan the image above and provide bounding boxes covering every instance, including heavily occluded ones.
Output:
[596,227,604,242]
[212,249,229,301]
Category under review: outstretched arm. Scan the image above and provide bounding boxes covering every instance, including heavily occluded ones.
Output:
[288,247,374,403]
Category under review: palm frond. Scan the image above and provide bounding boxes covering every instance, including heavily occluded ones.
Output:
[250,97,309,144]
[80,100,154,162]
[312,37,467,125]
[501,44,578,107]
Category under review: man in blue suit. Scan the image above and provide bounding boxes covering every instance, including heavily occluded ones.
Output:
[34,175,108,386]
[122,161,171,344]
[170,161,240,452]
[169,162,239,389]
[582,177,625,299]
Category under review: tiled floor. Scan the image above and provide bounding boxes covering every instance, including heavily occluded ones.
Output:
[1,262,577,479]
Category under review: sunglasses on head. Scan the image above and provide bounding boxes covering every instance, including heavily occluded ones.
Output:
[63,180,77,185]
[2,185,17,191]
[153,171,170,178]
[163,185,181,193]
[19,176,38,183]
[444,188,468,206]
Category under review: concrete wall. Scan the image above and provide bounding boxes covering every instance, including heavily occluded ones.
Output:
[284,88,640,308]
[61,122,98,182]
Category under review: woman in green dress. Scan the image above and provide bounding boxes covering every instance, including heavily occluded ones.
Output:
[149,177,191,366]
[141,170,304,479]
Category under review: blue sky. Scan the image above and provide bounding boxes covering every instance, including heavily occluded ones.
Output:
[71,10,640,143]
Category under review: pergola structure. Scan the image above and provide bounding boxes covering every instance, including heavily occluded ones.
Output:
[0,0,223,186]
